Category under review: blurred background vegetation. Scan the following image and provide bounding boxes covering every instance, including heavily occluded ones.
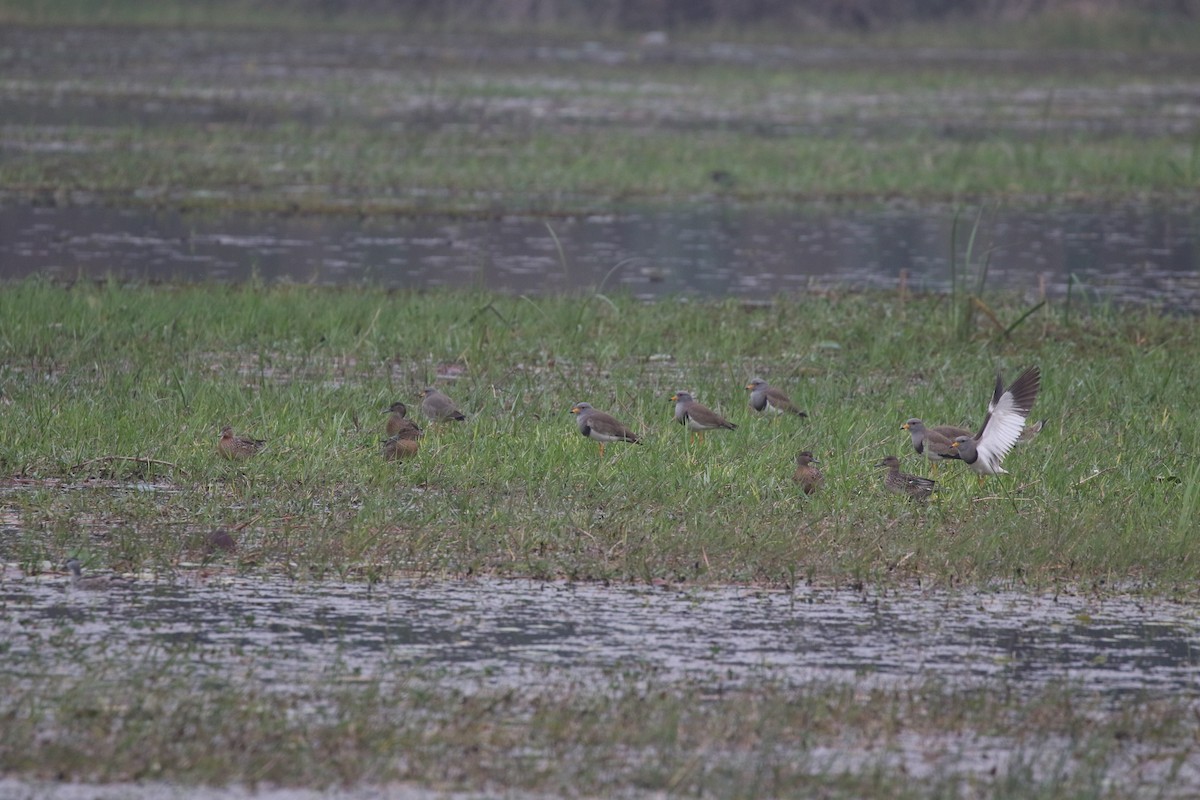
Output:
[305,0,1200,32]
[3,0,1198,40]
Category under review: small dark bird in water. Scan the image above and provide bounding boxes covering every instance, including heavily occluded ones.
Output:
[63,558,132,590]
[792,451,824,495]
[877,455,936,501]
[203,528,238,555]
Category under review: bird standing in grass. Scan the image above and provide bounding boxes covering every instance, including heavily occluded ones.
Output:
[419,387,466,423]
[944,366,1042,484]
[746,378,808,418]
[381,434,420,461]
[384,401,423,439]
[571,402,641,456]
[877,455,936,501]
[904,415,1045,477]
[382,401,423,461]
[901,418,970,477]
[792,451,824,495]
[671,391,737,443]
[217,426,265,460]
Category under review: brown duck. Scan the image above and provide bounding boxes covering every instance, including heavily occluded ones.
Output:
[792,451,824,495]
[218,426,265,460]
[877,455,936,501]
[384,401,423,439]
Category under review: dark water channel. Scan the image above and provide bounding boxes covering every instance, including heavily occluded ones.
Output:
[3,202,1197,309]
[3,566,1198,698]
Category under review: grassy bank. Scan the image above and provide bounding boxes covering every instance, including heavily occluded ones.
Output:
[2,281,1197,592]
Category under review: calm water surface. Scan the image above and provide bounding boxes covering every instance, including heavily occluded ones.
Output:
[2,203,1197,309]
[3,566,1198,698]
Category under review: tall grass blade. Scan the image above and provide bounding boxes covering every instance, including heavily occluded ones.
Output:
[1003,300,1048,337]
[1176,462,1199,540]
[952,205,988,341]
[949,208,961,334]
[545,222,569,280]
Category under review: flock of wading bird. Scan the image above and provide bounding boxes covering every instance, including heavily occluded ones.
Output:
[217,366,1044,502]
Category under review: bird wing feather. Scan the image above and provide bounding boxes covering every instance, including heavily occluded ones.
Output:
[974,367,1040,472]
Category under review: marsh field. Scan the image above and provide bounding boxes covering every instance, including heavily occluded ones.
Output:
[2,3,1200,798]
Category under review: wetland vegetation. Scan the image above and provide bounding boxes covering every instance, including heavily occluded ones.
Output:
[1,2,1199,215]
[3,2,1200,797]
[2,280,1198,591]
[3,252,1197,799]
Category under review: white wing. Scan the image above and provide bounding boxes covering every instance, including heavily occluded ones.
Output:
[975,367,1040,473]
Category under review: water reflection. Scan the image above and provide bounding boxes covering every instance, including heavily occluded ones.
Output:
[1,203,1196,310]
[3,570,1198,697]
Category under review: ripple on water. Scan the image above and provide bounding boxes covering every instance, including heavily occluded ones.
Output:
[2,570,1198,698]
[0,203,1196,310]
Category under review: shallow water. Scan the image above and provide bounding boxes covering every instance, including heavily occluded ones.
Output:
[3,23,1198,309]
[3,202,1197,309]
[3,566,1198,698]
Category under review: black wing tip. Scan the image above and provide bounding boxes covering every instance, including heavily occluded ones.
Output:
[1008,365,1042,413]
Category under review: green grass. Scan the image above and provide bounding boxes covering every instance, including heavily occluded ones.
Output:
[8,122,1194,215]
[2,280,1197,593]
[2,18,1198,214]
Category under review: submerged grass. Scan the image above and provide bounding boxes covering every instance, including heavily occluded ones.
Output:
[2,280,1198,593]
[3,659,1193,797]
[8,123,1194,214]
